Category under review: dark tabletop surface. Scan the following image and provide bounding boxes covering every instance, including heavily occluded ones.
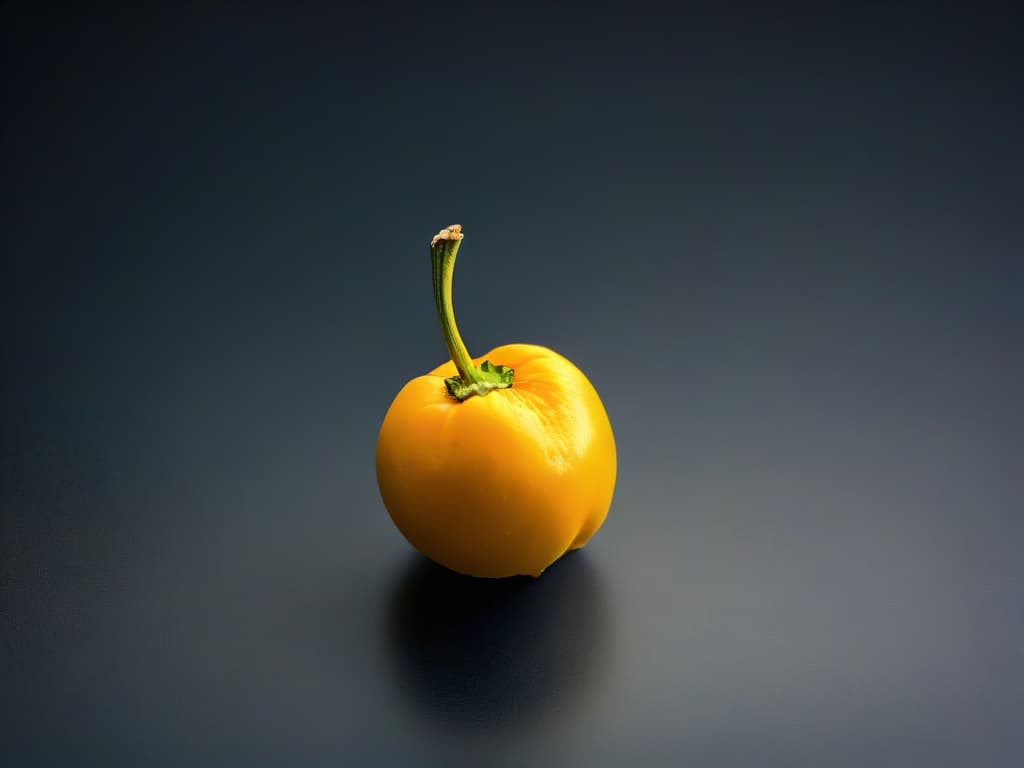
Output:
[2,3,1022,766]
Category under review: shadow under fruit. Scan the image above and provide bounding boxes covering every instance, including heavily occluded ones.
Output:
[384,549,611,729]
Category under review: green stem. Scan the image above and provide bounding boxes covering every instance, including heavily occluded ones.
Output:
[430,225,513,401]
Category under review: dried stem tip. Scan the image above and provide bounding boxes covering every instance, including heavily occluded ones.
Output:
[431,224,463,247]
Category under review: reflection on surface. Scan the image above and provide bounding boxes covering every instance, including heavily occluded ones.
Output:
[385,549,610,729]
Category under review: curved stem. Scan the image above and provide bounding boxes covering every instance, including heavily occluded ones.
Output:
[430,225,513,401]
[430,226,476,384]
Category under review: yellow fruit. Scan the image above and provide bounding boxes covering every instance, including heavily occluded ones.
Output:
[375,225,616,577]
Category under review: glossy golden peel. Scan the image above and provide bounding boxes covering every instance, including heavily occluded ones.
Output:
[376,343,616,577]
[375,225,616,578]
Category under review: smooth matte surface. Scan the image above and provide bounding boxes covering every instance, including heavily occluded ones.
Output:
[3,4,1022,766]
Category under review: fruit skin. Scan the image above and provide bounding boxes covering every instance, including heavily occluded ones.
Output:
[376,343,616,578]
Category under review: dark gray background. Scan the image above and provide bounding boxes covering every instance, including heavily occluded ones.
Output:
[3,3,1022,765]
